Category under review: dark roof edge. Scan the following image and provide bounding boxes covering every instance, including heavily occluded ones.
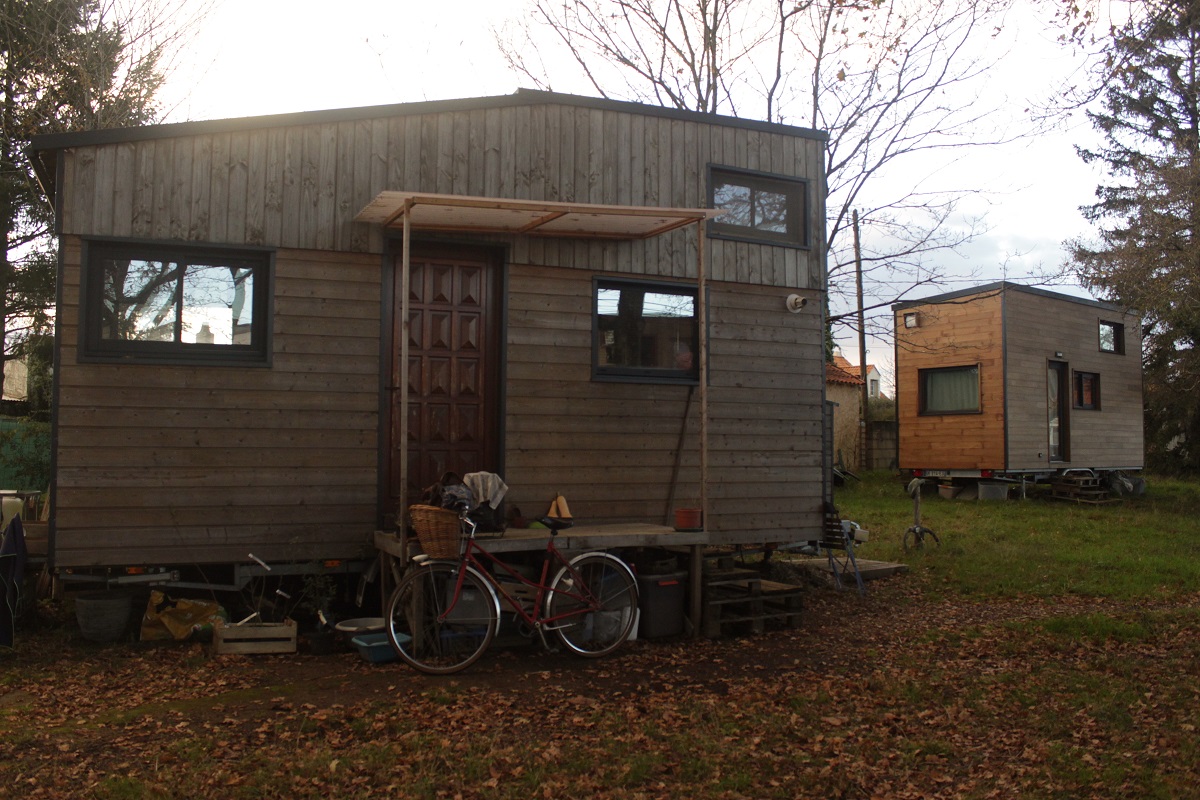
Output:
[891,280,1134,315]
[29,88,829,152]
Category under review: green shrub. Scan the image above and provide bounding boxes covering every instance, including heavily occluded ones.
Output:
[0,418,51,490]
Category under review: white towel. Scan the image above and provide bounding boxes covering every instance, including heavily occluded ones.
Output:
[463,472,509,509]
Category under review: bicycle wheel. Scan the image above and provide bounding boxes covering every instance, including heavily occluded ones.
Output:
[903,526,940,551]
[545,553,638,657]
[385,562,498,675]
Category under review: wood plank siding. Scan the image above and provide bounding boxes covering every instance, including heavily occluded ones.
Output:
[895,291,1006,470]
[503,265,824,545]
[55,98,825,289]
[41,91,828,567]
[1002,289,1143,471]
[53,241,382,567]
[895,283,1143,475]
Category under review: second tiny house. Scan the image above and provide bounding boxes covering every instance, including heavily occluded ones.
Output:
[893,282,1143,489]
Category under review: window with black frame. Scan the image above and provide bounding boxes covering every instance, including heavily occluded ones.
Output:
[1073,371,1101,410]
[82,241,271,364]
[918,365,980,415]
[1098,320,1125,354]
[708,166,807,247]
[593,279,698,384]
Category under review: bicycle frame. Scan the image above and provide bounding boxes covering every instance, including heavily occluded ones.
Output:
[439,534,606,635]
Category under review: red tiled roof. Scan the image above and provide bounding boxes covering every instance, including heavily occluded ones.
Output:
[826,360,863,386]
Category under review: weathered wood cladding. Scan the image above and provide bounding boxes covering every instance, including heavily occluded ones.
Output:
[45,94,831,567]
[503,263,824,544]
[55,100,824,290]
[1003,290,1143,470]
[53,238,383,567]
[895,293,1006,470]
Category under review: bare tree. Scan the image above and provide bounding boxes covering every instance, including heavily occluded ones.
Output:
[1,0,212,400]
[498,0,1052,342]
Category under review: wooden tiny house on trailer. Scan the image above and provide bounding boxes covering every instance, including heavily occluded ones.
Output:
[893,282,1143,487]
[29,90,830,583]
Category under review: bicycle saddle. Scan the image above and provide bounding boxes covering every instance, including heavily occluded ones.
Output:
[537,516,574,534]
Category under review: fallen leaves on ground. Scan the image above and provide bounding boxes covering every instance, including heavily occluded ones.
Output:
[1,579,1197,799]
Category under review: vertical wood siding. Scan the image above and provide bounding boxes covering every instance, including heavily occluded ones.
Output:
[503,263,824,545]
[50,97,828,566]
[895,293,1006,470]
[53,238,382,567]
[1003,291,1143,470]
[57,103,824,291]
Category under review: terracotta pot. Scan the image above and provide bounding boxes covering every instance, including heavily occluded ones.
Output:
[673,507,702,530]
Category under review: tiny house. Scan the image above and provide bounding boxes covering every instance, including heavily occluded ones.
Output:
[29,89,831,582]
[893,282,1143,484]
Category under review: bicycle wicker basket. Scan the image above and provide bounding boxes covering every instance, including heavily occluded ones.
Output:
[408,504,463,559]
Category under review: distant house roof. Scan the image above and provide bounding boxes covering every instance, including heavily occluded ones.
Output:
[891,280,1127,314]
[826,356,864,386]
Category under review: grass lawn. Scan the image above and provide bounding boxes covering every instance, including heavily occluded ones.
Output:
[836,473,1200,601]
[1,472,1198,799]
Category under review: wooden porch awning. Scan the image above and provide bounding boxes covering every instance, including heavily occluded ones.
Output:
[354,191,721,239]
[355,190,716,540]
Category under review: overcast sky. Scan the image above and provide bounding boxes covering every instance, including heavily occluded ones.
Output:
[156,0,1108,383]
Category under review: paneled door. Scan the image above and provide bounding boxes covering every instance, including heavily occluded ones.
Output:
[385,247,501,524]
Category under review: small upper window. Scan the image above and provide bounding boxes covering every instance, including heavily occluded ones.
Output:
[82,241,272,364]
[708,166,807,247]
[593,278,698,384]
[1073,371,1100,410]
[1099,320,1125,354]
[919,365,980,415]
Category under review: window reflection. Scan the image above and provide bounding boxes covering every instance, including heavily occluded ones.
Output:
[102,259,255,345]
[595,281,698,381]
[709,167,806,245]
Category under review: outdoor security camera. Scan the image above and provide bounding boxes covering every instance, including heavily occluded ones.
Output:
[786,293,808,313]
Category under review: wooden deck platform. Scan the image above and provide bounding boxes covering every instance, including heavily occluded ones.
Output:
[796,557,910,582]
[373,524,710,637]
[375,524,709,556]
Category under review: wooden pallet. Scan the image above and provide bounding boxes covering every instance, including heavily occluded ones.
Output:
[1049,475,1118,505]
[760,579,804,629]
[701,569,803,637]
[213,619,298,655]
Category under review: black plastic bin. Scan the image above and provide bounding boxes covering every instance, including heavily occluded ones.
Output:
[636,570,687,638]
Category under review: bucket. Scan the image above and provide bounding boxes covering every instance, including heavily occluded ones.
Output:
[673,507,702,531]
[74,592,134,643]
[978,482,1009,501]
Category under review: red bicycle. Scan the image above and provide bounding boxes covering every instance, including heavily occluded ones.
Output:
[385,507,639,674]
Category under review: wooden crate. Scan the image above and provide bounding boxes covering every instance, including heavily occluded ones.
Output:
[213,619,298,655]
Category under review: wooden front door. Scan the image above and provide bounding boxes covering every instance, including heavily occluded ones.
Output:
[385,247,501,523]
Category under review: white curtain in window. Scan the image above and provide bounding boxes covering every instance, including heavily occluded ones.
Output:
[924,367,979,413]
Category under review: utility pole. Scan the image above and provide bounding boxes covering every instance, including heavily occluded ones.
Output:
[853,210,871,471]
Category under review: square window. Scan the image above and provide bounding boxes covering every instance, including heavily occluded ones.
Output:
[918,365,980,415]
[593,278,698,384]
[82,241,272,364]
[708,166,807,247]
[1073,371,1101,410]
[1099,320,1125,354]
